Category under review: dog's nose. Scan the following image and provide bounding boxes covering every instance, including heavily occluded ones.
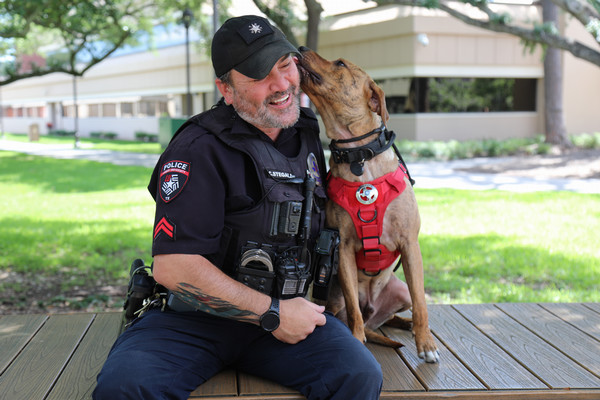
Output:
[298,46,310,54]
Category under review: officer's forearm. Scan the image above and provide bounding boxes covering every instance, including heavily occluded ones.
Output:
[153,253,270,324]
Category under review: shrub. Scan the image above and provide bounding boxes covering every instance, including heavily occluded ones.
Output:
[571,133,600,149]
[90,131,118,140]
[134,131,158,142]
[394,134,570,161]
[49,129,76,136]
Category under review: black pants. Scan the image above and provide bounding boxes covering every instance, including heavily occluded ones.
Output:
[93,309,382,400]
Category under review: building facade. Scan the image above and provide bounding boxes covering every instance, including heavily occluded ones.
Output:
[1,3,598,142]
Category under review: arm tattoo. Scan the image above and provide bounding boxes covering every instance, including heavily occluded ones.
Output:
[174,282,259,323]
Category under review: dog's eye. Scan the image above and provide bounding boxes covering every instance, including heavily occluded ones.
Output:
[335,60,346,68]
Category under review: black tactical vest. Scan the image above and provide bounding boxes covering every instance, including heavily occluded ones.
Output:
[171,102,326,277]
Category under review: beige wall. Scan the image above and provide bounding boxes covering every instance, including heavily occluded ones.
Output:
[561,17,600,135]
[318,5,543,79]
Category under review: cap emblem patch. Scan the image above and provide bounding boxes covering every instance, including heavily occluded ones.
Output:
[249,23,263,34]
[159,160,190,203]
[237,18,274,44]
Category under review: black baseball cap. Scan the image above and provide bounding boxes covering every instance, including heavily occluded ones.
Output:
[212,15,300,80]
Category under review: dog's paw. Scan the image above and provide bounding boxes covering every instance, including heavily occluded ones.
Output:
[419,349,440,363]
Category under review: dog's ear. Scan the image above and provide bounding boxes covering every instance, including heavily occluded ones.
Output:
[368,80,390,124]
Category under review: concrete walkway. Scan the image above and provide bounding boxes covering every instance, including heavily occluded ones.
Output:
[1,139,599,193]
[409,157,600,194]
[0,139,159,168]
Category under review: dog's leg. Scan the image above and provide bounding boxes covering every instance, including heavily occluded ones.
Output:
[385,315,413,331]
[364,272,411,329]
[337,242,366,343]
[402,242,439,363]
[365,328,404,349]
[362,272,410,348]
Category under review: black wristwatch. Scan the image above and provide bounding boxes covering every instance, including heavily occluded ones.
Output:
[260,297,280,332]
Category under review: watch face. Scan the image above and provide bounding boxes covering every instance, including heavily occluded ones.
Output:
[261,312,280,332]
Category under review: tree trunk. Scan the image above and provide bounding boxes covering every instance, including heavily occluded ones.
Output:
[542,0,572,147]
[304,0,323,50]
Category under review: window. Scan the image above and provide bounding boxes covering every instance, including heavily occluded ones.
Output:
[157,101,168,116]
[138,101,155,117]
[376,77,537,113]
[102,103,116,117]
[121,102,133,117]
[63,105,76,117]
[88,104,100,117]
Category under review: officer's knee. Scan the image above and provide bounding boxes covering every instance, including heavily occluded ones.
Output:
[331,350,382,398]
[93,372,120,400]
[93,360,148,399]
[352,355,383,386]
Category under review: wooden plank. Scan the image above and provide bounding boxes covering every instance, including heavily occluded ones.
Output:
[583,303,600,315]
[237,372,303,398]
[46,313,122,400]
[0,314,47,374]
[366,340,425,392]
[189,369,238,398]
[498,303,600,377]
[426,304,546,390]
[381,324,485,392]
[540,303,600,342]
[454,304,600,389]
[379,389,600,400]
[0,313,94,400]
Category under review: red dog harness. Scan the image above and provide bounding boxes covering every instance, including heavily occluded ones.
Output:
[327,165,409,273]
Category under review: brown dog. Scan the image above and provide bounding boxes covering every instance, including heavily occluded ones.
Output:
[298,48,439,363]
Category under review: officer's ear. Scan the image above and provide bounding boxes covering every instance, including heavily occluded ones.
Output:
[215,78,234,105]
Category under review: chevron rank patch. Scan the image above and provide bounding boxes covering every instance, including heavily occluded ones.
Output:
[154,215,175,241]
[159,160,190,203]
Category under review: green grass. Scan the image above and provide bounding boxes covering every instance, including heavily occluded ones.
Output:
[412,189,600,303]
[0,152,154,287]
[3,133,162,154]
[0,149,598,306]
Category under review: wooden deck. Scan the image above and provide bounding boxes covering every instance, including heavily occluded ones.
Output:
[1,303,599,399]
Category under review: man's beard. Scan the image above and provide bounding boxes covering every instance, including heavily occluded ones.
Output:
[233,85,301,131]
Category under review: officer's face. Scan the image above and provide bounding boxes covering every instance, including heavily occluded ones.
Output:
[219,54,301,138]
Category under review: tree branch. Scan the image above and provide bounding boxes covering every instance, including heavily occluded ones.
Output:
[374,0,600,67]
[251,0,300,47]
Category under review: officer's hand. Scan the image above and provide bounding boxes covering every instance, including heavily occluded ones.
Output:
[272,297,326,344]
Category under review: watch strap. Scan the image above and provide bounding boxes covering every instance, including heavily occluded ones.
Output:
[260,297,280,332]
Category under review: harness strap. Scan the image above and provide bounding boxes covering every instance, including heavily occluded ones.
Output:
[327,166,408,273]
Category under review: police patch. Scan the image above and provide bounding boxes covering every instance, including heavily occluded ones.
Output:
[307,153,322,186]
[159,160,190,203]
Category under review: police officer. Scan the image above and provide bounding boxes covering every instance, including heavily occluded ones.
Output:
[94,15,382,400]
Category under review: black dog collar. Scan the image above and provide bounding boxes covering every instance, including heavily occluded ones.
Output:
[329,123,396,176]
